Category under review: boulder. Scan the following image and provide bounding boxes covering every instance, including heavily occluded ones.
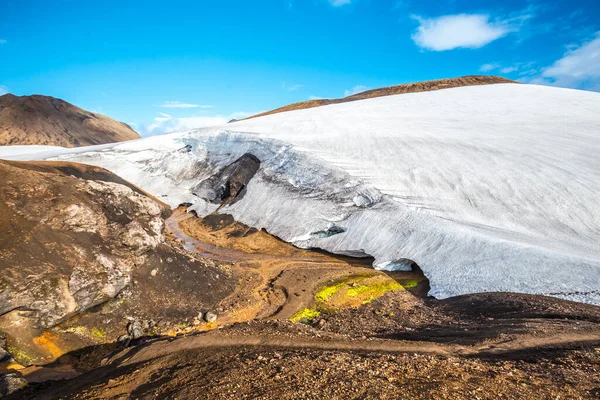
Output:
[127,321,144,339]
[204,312,217,323]
[0,373,27,398]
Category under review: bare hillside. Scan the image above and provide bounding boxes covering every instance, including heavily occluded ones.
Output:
[240,75,516,120]
[0,94,139,147]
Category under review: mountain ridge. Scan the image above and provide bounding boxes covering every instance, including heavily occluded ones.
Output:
[0,93,140,147]
[239,75,516,121]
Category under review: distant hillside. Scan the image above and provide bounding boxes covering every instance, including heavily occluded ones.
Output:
[0,94,140,147]
[240,75,516,121]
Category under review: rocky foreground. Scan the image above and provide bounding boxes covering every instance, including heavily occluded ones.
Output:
[1,159,599,399]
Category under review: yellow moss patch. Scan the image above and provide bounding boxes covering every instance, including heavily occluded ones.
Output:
[63,325,108,342]
[90,327,106,339]
[290,308,321,323]
[345,280,402,303]
[6,348,36,366]
[313,274,412,311]
[398,279,420,289]
[315,281,346,303]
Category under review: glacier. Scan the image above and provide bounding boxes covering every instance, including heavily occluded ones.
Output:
[3,83,600,304]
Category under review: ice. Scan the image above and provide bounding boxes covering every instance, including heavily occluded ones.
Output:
[3,83,599,304]
[0,145,66,158]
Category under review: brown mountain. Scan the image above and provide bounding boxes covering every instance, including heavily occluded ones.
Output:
[240,75,516,121]
[0,94,140,147]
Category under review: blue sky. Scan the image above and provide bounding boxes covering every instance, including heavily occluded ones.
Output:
[1,0,598,135]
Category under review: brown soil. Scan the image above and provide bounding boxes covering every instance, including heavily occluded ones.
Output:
[0,161,234,366]
[12,319,600,399]
[240,75,516,121]
[0,94,139,147]
[0,160,168,207]
[168,208,382,324]
[7,207,600,399]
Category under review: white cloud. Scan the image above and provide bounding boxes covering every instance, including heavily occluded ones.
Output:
[344,85,369,97]
[159,101,214,109]
[0,40,7,45]
[479,63,500,72]
[480,61,535,75]
[527,33,600,92]
[0,86,8,96]
[142,111,255,136]
[542,33,600,80]
[282,82,304,92]
[411,14,514,51]
[328,0,351,6]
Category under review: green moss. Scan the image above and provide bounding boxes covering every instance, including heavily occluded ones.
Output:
[399,279,420,289]
[292,274,422,323]
[90,327,106,339]
[6,345,37,365]
[290,308,321,323]
[346,281,402,303]
[315,281,346,303]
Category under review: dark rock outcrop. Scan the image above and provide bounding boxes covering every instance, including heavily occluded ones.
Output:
[192,153,260,205]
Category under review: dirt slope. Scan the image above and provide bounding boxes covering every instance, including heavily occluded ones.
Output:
[240,75,516,120]
[11,294,600,399]
[0,94,139,147]
[0,160,234,367]
[6,206,600,399]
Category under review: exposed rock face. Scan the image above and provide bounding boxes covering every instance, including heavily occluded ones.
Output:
[0,160,164,328]
[0,93,140,147]
[0,373,27,397]
[0,337,7,362]
[0,160,235,366]
[192,153,260,205]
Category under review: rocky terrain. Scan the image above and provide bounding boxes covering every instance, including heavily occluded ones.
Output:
[0,161,234,371]
[1,185,599,398]
[6,289,600,399]
[240,75,515,120]
[1,78,599,399]
[0,94,139,147]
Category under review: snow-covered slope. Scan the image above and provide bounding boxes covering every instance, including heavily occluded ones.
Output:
[4,83,600,304]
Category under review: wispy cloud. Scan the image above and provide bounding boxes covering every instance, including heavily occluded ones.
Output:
[0,85,8,95]
[344,85,369,97]
[159,101,215,109]
[500,66,519,74]
[527,32,600,92]
[411,14,524,51]
[328,0,351,6]
[282,82,304,92]
[142,111,256,136]
[479,63,500,72]
[480,62,534,74]
[0,40,7,45]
